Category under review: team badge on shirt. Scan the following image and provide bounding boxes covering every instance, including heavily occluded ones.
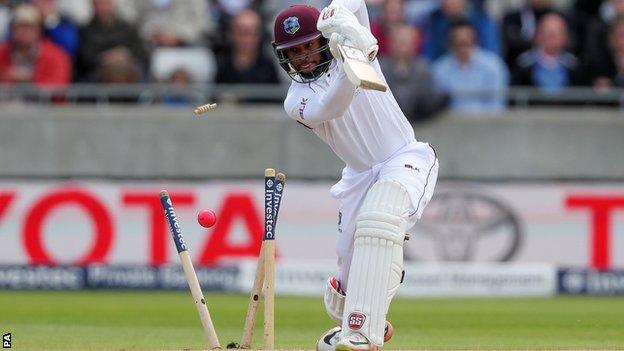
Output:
[283,16,300,34]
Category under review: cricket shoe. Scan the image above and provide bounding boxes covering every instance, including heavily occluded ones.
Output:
[316,326,342,351]
[316,322,393,351]
[335,332,377,351]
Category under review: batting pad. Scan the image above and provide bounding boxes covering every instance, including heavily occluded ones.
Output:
[341,180,409,346]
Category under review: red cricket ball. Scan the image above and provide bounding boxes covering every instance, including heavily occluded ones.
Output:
[197,209,217,228]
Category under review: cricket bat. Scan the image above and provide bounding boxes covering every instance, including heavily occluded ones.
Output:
[337,44,387,92]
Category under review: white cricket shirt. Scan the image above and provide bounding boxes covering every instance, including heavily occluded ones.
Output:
[283,0,417,172]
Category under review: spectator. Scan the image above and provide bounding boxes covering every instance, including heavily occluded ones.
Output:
[77,0,147,82]
[33,0,79,57]
[0,4,71,86]
[432,19,508,114]
[263,0,329,21]
[572,0,604,56]
[161,67,193,106]
[96,46,139,84]
[587,16,624,89]
[210,0,261,55]
[583,0,624,69]
[380,23,445,121]
[0,0,10,41]
[513,13,581,91]
[213,0,263,28]
[57,0,95,26]
[214,0,261,16]
[370,0,421,57]
[423,0,500,62]
[501,0,556,67]
[88,46,140,103]
[405,0,440,26]
[599,0,624,22]
[215,9,278,85]
[117,0,208,47]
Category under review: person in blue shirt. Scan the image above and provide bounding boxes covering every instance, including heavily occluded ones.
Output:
[501,0,557,67]
[33,0,79,57]
[512,12,581,92]
[423,0,500,62]
[432,19,509,114]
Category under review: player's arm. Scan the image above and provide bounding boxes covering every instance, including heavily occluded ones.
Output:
[284,69,357,128]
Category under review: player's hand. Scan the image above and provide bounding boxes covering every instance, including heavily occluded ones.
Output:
[338,22,378,61]
[317,4,358,38]
[317,4,378,61]
[328,32,344,60]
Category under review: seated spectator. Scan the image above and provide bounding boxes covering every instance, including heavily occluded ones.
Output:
[432,20,508,114]
[0,4,71,86]
[423,0,500,62]
[597,0,624,25]
[96,46,140,83]
[583,0,624,70]
[512,13,581,91]
[161,67,193,106]
[151,47,215,83]
[215,9,278,85]
[370,0,421,57]
[117,0,208,47]
[33,0,79,57]
[262,0,328,22]
[405,0,440,26]
[0,1,10,41]
[587,16,624,89]
[213,0,262,29]
[572,0,603,56]
[380,23,445,121]
[57,0,95,26]
[502,0,556,67]
[77,0,148,82]
[96,47,140,103]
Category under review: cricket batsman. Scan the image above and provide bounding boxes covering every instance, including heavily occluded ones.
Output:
[272,1,439,350]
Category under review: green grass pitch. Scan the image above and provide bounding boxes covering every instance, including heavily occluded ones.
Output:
[1,291,623,350]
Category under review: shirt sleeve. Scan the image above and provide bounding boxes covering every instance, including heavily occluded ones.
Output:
[284,67,357,129]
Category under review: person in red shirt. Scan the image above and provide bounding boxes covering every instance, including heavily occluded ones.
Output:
[370,0,421,57]
[0,4,71,86]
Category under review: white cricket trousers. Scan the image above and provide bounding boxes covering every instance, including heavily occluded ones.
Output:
[329,141,439,289]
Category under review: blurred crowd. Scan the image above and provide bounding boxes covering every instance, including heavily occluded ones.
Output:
[0,0,622,118]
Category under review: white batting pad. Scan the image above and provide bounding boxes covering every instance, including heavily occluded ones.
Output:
[341,180,409,346]
[324,277,346,325]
